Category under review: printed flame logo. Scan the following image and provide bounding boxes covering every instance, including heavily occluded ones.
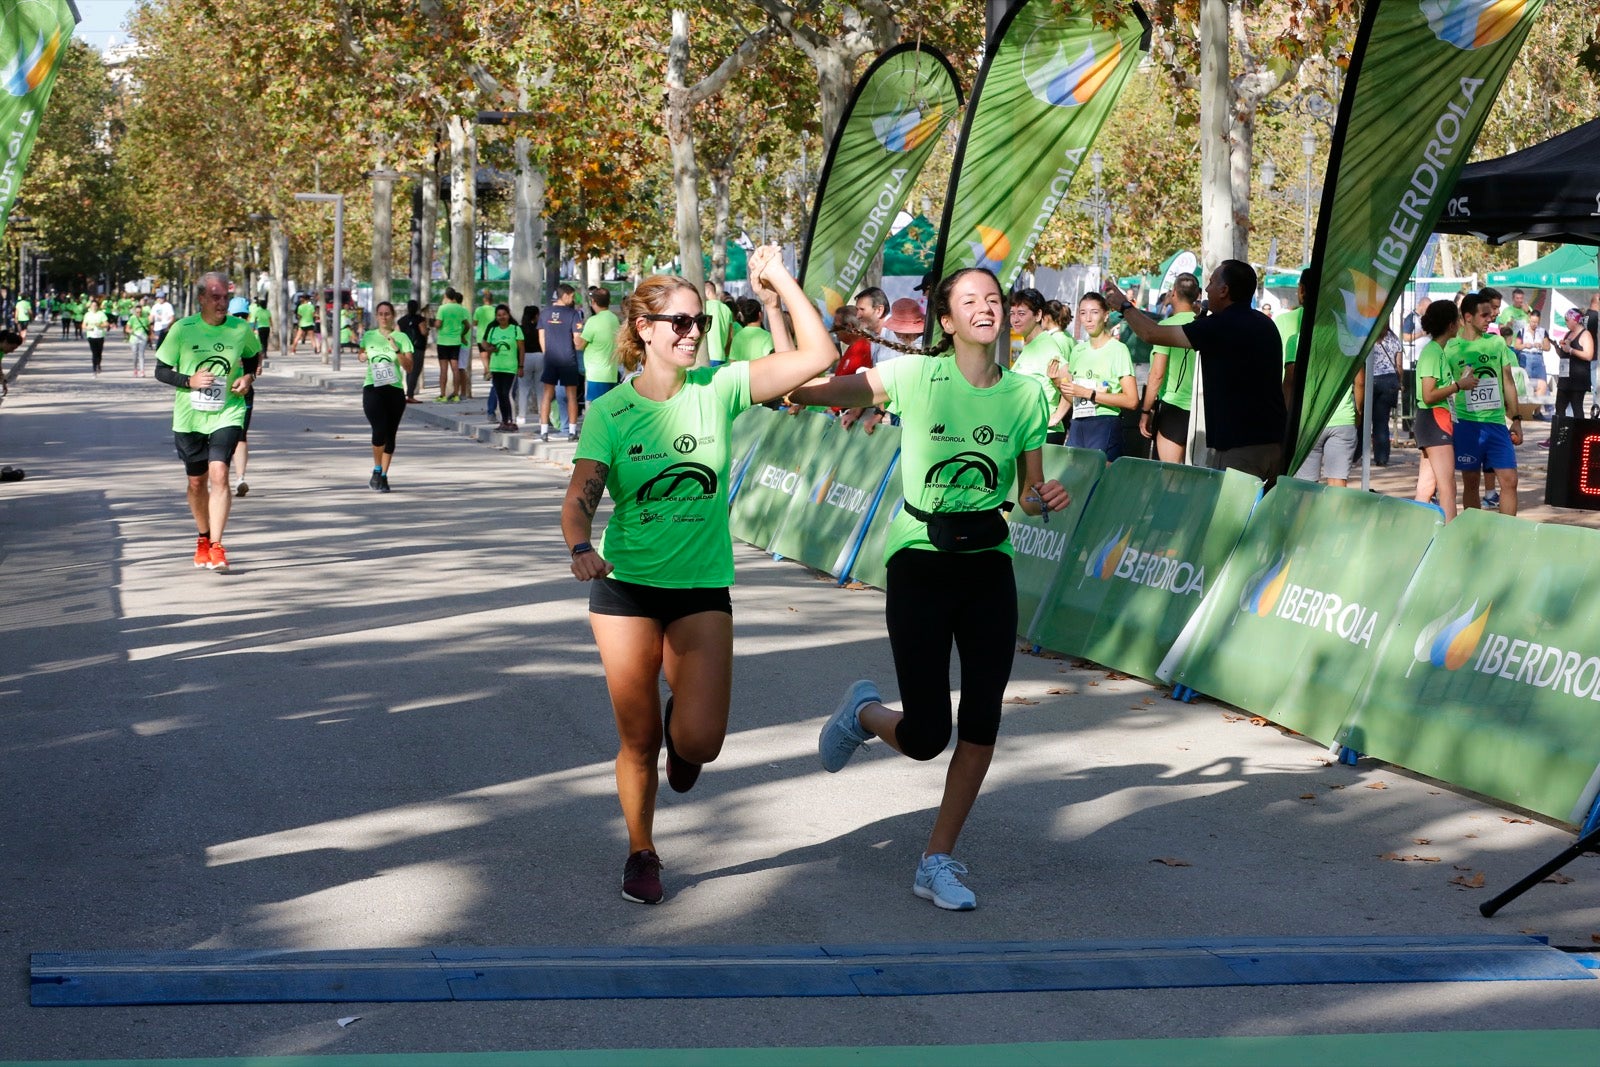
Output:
[1084,526,1131,581]
[1412,599,1492,671]
[810,467,836,505]
[872,101,945,153]
[1024,38,1123,109]
[968,225,1010,273]
[1,27,60,98]
[1421,0,1526,51]
[1240,554,1292,618]
[1334,269,1388,357]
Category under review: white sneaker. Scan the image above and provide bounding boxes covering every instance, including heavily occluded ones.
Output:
[914,853,977,911]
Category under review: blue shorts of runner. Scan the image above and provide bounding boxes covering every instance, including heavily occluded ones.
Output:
[586,379,617,403]
[1414,406,1453,450]
[588,576,731,625]
[1453,420,1516,472]
[174,426,243,476]
[1067,414,1122,459]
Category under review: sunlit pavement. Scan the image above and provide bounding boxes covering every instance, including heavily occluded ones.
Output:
[2,333,1598,1062]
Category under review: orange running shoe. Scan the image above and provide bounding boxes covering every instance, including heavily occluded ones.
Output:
[207,542,230,571]
[193,535,211,568]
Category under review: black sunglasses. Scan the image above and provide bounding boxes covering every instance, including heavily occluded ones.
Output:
[641,313,711,338]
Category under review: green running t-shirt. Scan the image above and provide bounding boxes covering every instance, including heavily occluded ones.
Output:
[14,299,29,322]
[483,323,522,374]
[1154,311,1197,410]
[880,356,1049,560]
[82,310,109,339]
[726,325,773,364]
[296,301,317,328]
[1276,306,1303,365]
[1011,332,1068,413]
[473,303,496,342]
[1415,339,1465,411]
[580,309,620,383]
[156,315,263,434]
[128,311,150,339]
[1067,336,1135,418]
[361,328,413,389]
[251,304,271,329]
[574,362,753,588]
[435,302,469,345]
[705,299,734,364]
[1448,334,1516,423]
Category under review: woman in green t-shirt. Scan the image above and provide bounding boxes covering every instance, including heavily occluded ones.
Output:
[1063,292,1139,461]
[1007,288,1070,443]
[83,299,110,376]
[127,301,152,377]
[1411,299,1474,521]
[358,301,415,492]
[478,304,524,431]
[559,247,842,906]
[791,267,1070,912]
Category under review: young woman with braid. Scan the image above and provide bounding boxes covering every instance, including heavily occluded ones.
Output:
[790,267,1070,911]
[560,246,843,906]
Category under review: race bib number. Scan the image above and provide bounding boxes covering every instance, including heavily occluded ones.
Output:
[371,359,399,386]
[1072,378,1104,420]
[191,380,227,412]
[1463,375,1501,413]
[1560,357,1572,378]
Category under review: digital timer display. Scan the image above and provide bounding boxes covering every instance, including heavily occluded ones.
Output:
[1545,419,1600,510]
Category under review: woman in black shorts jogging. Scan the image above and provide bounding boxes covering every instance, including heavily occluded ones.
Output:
[560,246,841,905]
[358,301,414,492]
[789,267,1070,911]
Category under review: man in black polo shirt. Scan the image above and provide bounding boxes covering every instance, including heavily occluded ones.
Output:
[1103,259,1287,483]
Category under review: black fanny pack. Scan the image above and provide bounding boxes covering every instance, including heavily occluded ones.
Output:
[903,500,1010,552]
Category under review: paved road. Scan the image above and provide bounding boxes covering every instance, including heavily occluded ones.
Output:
[1,333,1597,1061]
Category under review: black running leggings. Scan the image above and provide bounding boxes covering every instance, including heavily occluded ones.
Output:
[363,384,406,454]
[884,547,1018,756]
[1555,384,1588,422]
[492,371,516,422]
[88,337,104,371]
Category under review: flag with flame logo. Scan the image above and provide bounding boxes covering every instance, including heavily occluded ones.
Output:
[1290,0,1541,471]
[926,0,1149,314]
[0,0,76,239]
[799,44,962,324]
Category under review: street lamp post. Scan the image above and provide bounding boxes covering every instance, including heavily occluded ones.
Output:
[1301,130,1317,264]
[295,191,345,371]
[1090,150,1110,278]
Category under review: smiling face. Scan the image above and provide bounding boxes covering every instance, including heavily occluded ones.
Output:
[640,288,705,368]
[937,270,1003,349]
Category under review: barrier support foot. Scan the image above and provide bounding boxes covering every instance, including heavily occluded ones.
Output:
[1480,817,1600,918]
[1337,746,1362,766]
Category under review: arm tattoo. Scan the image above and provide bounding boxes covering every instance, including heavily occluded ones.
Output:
[578,463,608,519]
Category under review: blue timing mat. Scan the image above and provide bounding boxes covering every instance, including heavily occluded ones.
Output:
[31,935,1594,1007]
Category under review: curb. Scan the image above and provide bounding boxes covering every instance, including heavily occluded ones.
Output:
[273,364,580,467]
[1,329,44,394]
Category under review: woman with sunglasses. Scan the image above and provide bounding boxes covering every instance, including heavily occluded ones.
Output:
[357,301,414,492]
[789,267,1069,911]
[560,246,842,905]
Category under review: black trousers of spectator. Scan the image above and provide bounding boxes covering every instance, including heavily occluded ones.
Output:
[1370,372,1400,465]
[1555,384,1588,422]
[491,371,516,423]
[88,337,104,372]
[405,343,427,398]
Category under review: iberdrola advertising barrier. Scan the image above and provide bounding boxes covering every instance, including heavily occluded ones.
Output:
[1009,445,1106,636]
[727,404,780,505]
[843,425,905,591]
[1027,459,1261,681]
[1158,478,1442,745]
[1336,509,1600,825]
[768,419,901,578]
[728,409,833,551]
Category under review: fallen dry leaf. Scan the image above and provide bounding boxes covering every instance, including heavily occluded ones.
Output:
[1104,671,1130,681]
[1465,833,1478,839]
[1151,857,1192,867]
[1317,758,1334,767]
[1249,717,1269,727]
[1088,681,1099,687]
[1365,781,1389,790]
[1501,817,1533,825]
[1222,713,1247,723]
[1046,687,1072,695]
[1591,934,1600,945]
[1450,872,1487,889]
[1541,873,1575,885]
[1002,696,1039,706]
[1453,864,1473,871]
[1380,852,1441,863]
[1427,790,1441,795]
[1142,698,1154,704]
[1520,929,1539,935]
[1329,784,1345,790]
[1299,793,1317,800]
[1414,838,1431,845]
[844,581,869,590]
[787,607,797,612]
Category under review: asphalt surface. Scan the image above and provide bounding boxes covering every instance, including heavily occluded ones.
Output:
[2,332,1598,1061]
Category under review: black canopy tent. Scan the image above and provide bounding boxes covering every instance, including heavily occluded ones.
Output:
[1434,115,1600,248]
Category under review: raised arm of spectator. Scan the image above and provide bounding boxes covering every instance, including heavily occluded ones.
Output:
[1101,278,1191,350]
[744,245,839,405]
[761,281,793,354]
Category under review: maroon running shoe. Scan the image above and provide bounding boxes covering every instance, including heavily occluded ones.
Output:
[622,849,664,904]
[662,695,702,794]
